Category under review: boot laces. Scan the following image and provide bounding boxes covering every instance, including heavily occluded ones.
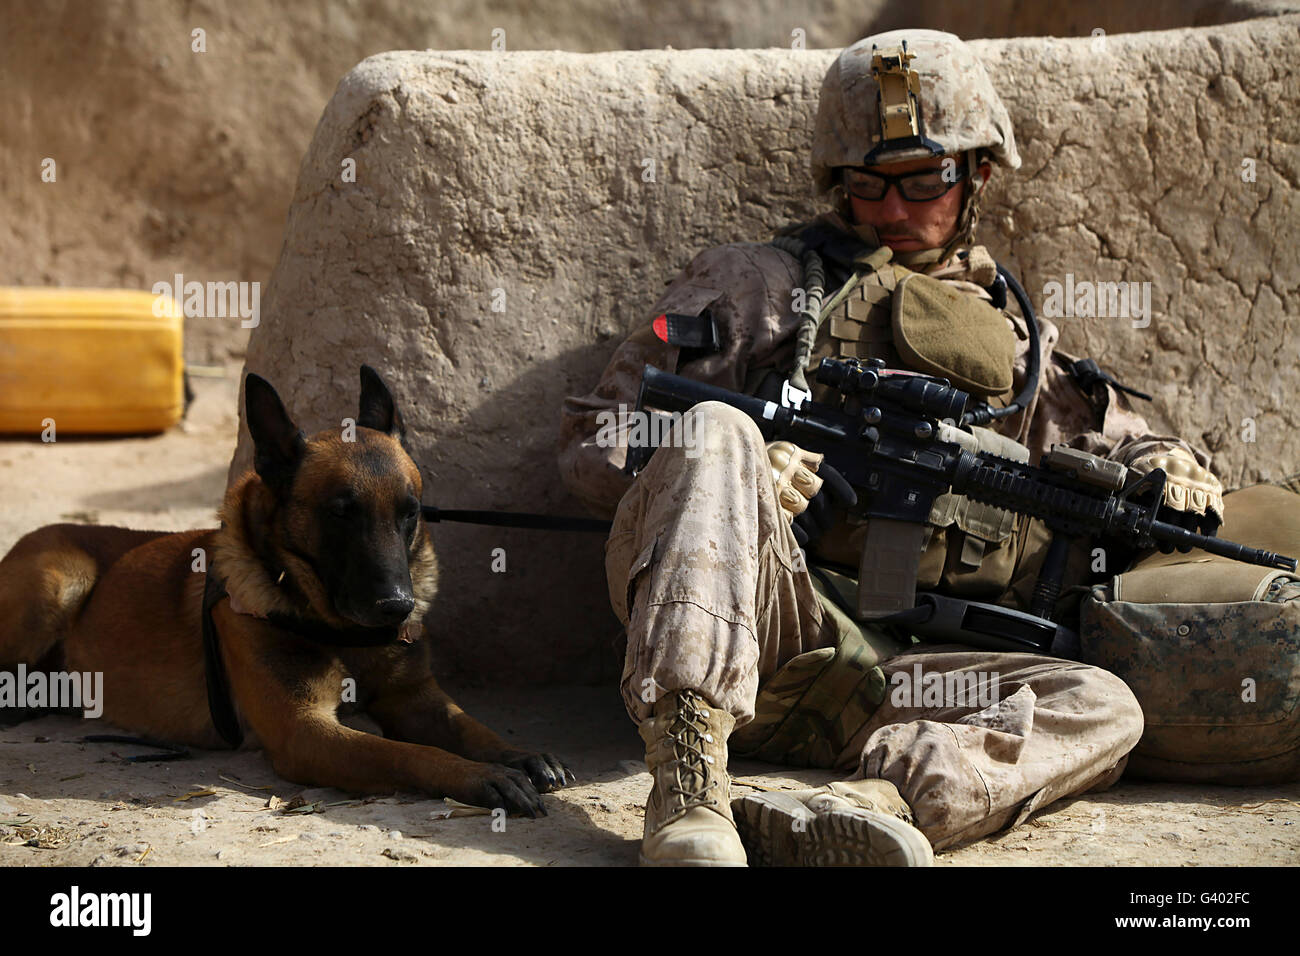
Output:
[667,692,718,809]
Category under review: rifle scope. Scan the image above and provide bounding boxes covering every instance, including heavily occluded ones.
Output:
[816,357,969,423]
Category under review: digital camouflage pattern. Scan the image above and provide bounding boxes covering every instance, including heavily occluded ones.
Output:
[1081,590,1300,783]
[605,400,851,727]
[558,232,1203,520]
[602,400,1145,850]
[563,222,1208,611]
[1080,483,1300,784]
[811,29,1021,194]
[559,29,1298,857]
[728,576,897,770]
[562,219,1291,842]
[855,647,1140,849]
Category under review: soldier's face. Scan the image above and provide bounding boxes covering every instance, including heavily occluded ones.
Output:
[847,157,989,253]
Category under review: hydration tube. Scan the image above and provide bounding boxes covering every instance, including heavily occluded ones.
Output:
[963,262,1040,427]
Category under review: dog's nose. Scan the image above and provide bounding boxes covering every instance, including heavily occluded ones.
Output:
[372,594,415,625]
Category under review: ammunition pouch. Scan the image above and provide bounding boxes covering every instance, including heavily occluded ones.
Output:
[915,423,1030,600]
[891,271,1017,397]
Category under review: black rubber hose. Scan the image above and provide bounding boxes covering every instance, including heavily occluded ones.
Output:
[963,262,1041,426]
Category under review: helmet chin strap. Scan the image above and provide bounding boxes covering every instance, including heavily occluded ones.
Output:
[936,150,984,264]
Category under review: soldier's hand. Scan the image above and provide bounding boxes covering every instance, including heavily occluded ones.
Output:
[768,441,824,519]
[792,462,856,550]
[1128,446,1225,547]
[766,441,857,550]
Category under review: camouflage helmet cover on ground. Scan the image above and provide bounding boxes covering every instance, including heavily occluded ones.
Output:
[812,29,1022,194]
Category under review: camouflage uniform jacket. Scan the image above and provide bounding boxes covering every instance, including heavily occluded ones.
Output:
[558,215,1212,607]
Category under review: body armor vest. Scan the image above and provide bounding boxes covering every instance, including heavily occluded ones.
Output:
[805,260,1017,407]
[813,263,904,374]
[774,254,1050,610]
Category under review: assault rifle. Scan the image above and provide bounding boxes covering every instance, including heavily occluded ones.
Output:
[624,357,1297,655]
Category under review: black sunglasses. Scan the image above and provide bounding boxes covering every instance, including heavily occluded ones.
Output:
[842,165,966,202]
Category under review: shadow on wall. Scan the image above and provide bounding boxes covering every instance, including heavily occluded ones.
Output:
[225,12,1300,683]
[222,343,629,689]
[412,340,629,688]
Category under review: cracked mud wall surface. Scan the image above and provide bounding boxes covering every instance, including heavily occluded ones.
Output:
[228,16,1300,684]
[3,1,1296,366]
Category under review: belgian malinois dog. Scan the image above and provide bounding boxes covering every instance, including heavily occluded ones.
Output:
[0,366,572,815]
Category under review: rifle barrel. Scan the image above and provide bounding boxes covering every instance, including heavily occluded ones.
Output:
[1144,517,1297,571]
[635,365,1299,573]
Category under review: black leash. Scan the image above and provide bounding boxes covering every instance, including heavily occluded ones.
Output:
[421,506,612,534]
[194,507,610,752]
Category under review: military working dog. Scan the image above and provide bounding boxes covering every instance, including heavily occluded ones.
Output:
[0,366,571,815]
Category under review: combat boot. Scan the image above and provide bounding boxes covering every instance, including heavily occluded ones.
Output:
[732,778,933,866]
[638,689,747,866]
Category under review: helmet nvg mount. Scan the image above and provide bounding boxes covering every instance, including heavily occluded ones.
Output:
[864,42,944,166]
[811,29,1021,196]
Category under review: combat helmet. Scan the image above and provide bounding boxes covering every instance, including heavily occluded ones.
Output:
[811,30,1020,253]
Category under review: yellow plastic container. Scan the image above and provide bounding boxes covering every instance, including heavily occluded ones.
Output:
[0,288,184,434]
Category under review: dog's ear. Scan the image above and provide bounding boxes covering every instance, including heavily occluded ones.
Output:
[245,373,306,497]
[357,365,407,443]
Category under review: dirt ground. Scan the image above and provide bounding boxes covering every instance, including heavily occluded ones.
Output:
[0,373,1297,867]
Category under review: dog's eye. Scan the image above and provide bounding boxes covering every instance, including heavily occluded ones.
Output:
[328,498,354,519]
[396,497,419,538]
[399,497,420,532]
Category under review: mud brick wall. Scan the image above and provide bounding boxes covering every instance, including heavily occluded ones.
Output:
[228,16,1300,682]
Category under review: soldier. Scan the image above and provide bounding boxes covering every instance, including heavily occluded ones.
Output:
[557,30,1272,866]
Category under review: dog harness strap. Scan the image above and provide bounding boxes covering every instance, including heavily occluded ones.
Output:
[201,568,245,749]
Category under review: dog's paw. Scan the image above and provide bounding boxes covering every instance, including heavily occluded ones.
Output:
[463,764,548,818]
[501,750,577,793]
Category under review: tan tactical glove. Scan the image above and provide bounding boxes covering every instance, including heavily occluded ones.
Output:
[768,441,824,519]
[1128,446,1224,518]
[1128,446,1225,541]
[767,441,859,550]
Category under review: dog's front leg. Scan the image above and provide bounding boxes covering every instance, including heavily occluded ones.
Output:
[367,676,575,792]
[219,616,548,815]
[269,712,546,816]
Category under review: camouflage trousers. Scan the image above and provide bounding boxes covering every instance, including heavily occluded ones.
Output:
[606,402,1144,851]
